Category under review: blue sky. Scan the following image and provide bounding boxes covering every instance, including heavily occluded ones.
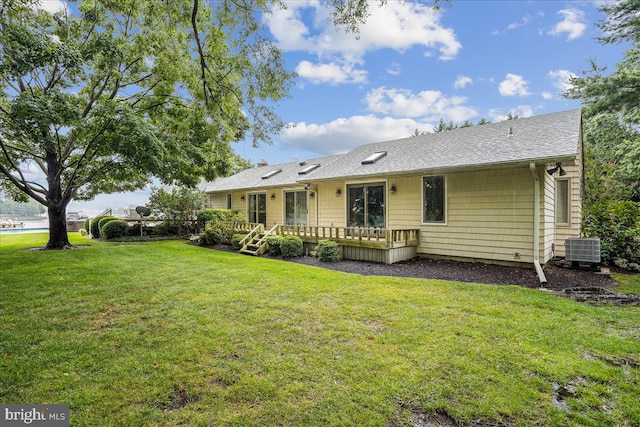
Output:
[59,0,629,215]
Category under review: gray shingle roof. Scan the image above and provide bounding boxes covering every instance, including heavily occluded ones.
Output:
[206,109,581,192]
[306,109,582,181]
[204,155,340,192]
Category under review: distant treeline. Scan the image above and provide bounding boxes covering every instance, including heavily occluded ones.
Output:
[0,199,46,216]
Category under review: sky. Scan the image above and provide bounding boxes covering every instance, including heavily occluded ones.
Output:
[16,0,632,216]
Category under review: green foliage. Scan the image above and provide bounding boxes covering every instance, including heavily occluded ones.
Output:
[97,216,119,237]
[101,220,129,240]
[200,227,223,246]
[0,199,45,216]
[565,1,640,125]
[148,187,205,235]
[0,0,296,248]
[583,114,640,203]
[154,221,183,237]
[79,228,88,237]
[314,239,341,262]
[232,234,246,250]
[583,200,640,269]
[197,209,246,230]
[83,218,91,233]
[90,216,106,237]
[280,235,304,258]
[266,235,283,256]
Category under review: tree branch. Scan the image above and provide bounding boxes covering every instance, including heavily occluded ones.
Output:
[191,0,210,108]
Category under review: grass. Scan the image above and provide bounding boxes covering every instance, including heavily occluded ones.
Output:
[611,272,640,295]
[1,233,639,426]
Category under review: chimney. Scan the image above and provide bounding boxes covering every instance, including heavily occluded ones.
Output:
[256,159,268,168]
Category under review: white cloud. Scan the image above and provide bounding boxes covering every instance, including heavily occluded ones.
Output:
[487,106,535,122]
[542,92,554,100]
[492,15,533,35]
[386,63,401,76]
[280,115,435,155]
[548,69,578,94]
[364,87,478,123]
[453,75,473,89]
[32,0,67,14]
[549,8,587,40]
[499,74,531,97]
[268,2,461,59]
[295,60,367,85]
[267,1,461,84]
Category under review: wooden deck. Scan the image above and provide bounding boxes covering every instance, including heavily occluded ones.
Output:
[221,223,419,264]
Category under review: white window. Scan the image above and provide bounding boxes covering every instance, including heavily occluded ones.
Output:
[556,179,570,224]
[423,176,446,223]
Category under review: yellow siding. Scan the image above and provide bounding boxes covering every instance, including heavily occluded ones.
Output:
[316,181,348,227]
[553,161,582,257]
[415,168,537,263]
[206,153,581,265]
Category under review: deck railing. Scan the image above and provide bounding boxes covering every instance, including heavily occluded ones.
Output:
[276,225,418,249]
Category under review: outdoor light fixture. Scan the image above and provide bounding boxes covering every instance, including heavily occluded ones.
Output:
[270,193,275,200]
[546,163,566,176]
[390,184,397,194]
[240,195,245,201]
[309,192,315,198]
[335,188,342,196]
[304,184,311,191]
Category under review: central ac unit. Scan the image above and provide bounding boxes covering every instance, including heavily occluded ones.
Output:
[565,237,601,263]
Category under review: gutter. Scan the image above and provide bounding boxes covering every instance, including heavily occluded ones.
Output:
[529,163,548,286]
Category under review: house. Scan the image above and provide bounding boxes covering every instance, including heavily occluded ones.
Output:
[205,109,583,280]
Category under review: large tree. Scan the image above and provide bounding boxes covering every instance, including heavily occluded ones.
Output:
[0,0,444,249]
[564,0,640,203]
[0,0,295,248]
[565,0,640,125]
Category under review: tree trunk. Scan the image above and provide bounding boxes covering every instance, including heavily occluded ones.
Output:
[46,203,71,249]
[45,149,72,249]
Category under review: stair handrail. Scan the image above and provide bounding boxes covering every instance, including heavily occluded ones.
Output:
[239,223,264,248]
[253,224,279,249]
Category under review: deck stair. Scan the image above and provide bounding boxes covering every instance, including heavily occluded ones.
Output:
[239,224,278,256]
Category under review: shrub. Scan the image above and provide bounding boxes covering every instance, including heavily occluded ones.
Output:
[266,235,283,255]
[200,227,223,246]
[583,200,640,268]
[280,235,303,258]
[90,216,105,237]
[314,240,341,262]
[197,209,246,230]
[154,221,182,236]
[83,218,91,233]
[79,228,88,237]
[232,234,247,250]
[98,216,119,237]
[102,220,129,240]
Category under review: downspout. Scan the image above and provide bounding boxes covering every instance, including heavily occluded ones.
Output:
[529,163,548,286]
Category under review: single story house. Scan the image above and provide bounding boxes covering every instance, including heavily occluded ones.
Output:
[205,109,583,280]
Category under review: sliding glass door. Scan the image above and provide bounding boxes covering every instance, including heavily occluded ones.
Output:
[347,184,385,229]
[285,191,308,225]
[248,193,267,225]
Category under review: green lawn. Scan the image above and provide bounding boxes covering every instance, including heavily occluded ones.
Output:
[1,233,638,426]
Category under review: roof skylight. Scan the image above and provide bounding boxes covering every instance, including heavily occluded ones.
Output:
[261,169,282,179]
[361,151,387,165]
[298,164,320,175]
